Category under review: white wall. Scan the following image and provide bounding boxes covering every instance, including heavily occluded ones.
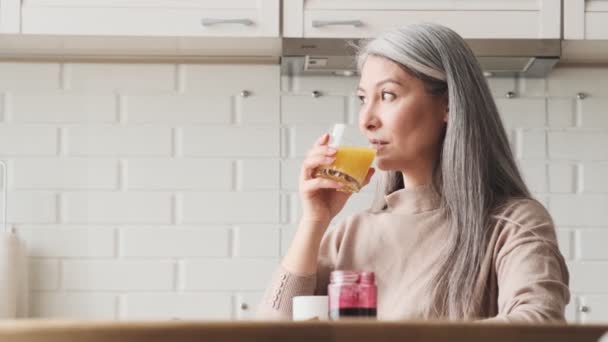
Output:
[0,62,607,322]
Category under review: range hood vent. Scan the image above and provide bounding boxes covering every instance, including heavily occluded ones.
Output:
[281,38,561,78]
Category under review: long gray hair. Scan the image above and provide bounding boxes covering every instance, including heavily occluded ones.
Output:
[358,23,531,319]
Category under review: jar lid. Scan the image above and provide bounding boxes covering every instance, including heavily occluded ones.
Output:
[330,270,359,284]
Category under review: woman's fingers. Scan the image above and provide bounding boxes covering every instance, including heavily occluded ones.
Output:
[301,142,337,181]
[302,155,335,172]
[301,177,344,193]
[315,133,330,146]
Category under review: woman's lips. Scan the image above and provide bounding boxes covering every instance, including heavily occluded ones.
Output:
[369,139,388,151]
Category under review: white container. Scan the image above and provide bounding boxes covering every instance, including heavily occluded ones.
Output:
[292,296,328,321]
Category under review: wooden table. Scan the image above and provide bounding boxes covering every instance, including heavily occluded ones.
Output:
[0,320,606,342]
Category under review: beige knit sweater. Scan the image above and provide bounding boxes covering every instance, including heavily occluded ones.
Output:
[257,185,570,322]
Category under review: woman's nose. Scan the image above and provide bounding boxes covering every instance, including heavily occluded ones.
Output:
[359,105,380,133]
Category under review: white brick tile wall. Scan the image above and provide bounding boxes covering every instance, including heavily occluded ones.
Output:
[238,96,280,124]
[288,75,358,94]
[180,259,277,291]
[486,77,516,97]
[0,125,58,156]
[13,158,119,190]
[181,192,279,224]
[556,229,573,261]
[234,225,280,258]
[547,98,575,128]
[0,63,60,90]
[126,159,232,190]
[18,227,115,258]
[0,93,5,121]
[565,299,578,323]
[126,95,231,124]
[239,159,279,190]
[547,67,608,97]
[550,195,608,226]
[549,132,608,160]
[3,191,57,223]
[122,293,232,319]
[519,161,548,193]
[68,63,175,92]
[281,96,346,124]
[495,98,546,129]
[3,62,608,323]
[580,99,608,129]
[183,65,279,95]
[181,127,279,157]
[516,78,546,97]
[30,293,117,319]
[584,164,608,192]
[576,229,608,260]
[520,130,546,159]
[119,226,230,258]
[66,126,172,156]
[11,92,117,123]
[63,192,173,224]
[548,164,576,193]
[568,262,608,293]
[281,159,301,190]
[291,125,330,157]
[62,260,175,291]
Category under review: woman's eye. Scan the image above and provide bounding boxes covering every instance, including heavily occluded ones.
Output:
[382,91,396,101]
[357,95,366,104]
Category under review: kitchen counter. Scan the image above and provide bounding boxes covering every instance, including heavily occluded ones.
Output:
[0,320,606,342]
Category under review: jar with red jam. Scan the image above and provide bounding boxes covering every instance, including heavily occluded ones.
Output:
[328,270,377,319]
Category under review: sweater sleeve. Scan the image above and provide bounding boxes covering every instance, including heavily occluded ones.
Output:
[255,221,346,320]
[485,199,570,323]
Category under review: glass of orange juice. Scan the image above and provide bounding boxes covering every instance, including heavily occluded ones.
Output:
[314,124,376,193]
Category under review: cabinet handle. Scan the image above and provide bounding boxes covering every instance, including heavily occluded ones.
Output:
[312,20,364,28]
[201,18,254,27]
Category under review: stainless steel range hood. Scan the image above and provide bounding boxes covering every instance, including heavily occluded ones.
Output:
[281,38,561,78]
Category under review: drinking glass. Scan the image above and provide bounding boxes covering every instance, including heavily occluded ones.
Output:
[314,123,376,193]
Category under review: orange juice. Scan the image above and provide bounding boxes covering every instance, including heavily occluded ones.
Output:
[315,146,376,193]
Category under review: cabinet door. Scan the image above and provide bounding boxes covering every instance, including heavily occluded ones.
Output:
[565,0,608,39]
[285,0,560,39]
[580,296,608,324]
[0,0,20,33]
[21,0,279,37]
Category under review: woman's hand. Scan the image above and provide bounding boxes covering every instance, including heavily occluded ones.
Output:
[299,133,375,226]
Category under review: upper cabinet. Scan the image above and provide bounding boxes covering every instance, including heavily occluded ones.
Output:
[20,0,280,37]
[0,0,20,33]
[564,0,608,39]
[284,0,561,39]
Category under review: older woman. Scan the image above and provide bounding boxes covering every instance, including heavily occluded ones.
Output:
[257,23,570,322]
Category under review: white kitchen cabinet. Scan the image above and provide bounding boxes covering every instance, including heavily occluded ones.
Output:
[579,296,608,324]
[284,0,561,39]
[564,0,608,39]
[21,0,280,37]
[0,0,20,33]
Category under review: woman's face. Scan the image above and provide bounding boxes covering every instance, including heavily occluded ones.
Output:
[357,55,448,172]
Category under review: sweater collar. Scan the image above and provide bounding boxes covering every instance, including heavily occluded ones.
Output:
[384,184,441,214]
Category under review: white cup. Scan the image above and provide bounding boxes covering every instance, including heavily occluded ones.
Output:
[292,296,329,321]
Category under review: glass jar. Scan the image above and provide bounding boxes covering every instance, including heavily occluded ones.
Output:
[328,270,377,320]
